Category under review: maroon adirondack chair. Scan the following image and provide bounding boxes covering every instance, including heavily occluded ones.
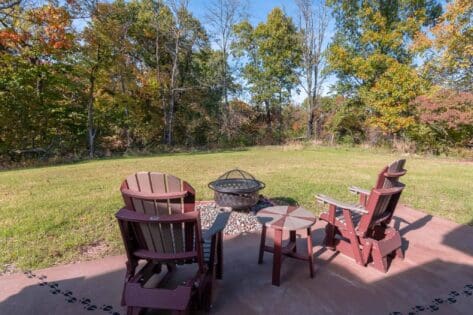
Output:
[317,160,407,272]
[349,159,407,207]
[117,172,228,314]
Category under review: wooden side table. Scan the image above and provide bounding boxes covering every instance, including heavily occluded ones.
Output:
[256,205,316,286]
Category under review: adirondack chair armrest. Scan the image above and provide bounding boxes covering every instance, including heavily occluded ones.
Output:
[115,207,199,223]
[121,189,190,201]
[348,186,371,196]
[202,211,230,240]
[316,194,368,214]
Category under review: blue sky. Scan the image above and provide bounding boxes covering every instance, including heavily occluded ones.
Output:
[188,0,335,102]
[189,0,302,25]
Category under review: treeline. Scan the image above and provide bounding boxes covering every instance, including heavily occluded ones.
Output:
[0,0,472,164]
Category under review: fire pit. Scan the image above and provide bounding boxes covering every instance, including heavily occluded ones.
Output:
[208,169,265,210]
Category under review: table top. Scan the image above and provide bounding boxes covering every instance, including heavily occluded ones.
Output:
[256,205,316,231]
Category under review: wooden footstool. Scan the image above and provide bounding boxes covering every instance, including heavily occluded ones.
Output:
[256,205,316,286]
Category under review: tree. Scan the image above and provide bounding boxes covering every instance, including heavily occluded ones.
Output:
[327,0,442,138]
[206,0,246,137]
[410,88,473,150]
[414,0,473,92]
[70,0,103,158]
[0,2,76,156]
[233,8,301,142]
[296,0,328,140]
[164,0,209,145]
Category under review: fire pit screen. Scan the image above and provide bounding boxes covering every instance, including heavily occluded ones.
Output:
[208,168,265,210]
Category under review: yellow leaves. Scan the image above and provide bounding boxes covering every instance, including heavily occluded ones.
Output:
[327,44,352,72]
[421,0,472,74]
[362,62,424,133]
[411,31,432,52]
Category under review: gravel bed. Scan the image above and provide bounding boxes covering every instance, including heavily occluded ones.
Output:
[1,263,18,276]
[197,199,275,236]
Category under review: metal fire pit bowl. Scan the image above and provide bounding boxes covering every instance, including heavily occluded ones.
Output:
[208,169,265,210]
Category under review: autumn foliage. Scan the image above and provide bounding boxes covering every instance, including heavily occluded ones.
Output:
[0,0,472,164]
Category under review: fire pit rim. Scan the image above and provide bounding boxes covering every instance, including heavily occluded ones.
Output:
[208,168,266,209]
[208,168,265,194]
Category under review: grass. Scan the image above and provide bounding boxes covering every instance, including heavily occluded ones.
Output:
[1,145,472,271]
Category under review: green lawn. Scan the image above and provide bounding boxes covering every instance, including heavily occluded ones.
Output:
[1,146,472,271]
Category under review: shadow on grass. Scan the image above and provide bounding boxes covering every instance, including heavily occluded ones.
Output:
[269,196,299,206]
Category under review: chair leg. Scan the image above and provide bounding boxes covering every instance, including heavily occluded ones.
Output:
[258,225,267,264]
[307,227,314,278]
[324,223,336,249]
[290,230,297,253]
[396,247,404,260]
[371,248,388,273]
[216,232,223,279]
[202,278,214,311]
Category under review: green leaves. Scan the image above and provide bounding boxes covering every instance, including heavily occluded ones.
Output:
[327,0,441,136]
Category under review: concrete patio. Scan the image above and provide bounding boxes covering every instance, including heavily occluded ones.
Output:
[1,205,472,315]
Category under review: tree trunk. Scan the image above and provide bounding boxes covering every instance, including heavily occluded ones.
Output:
[222,47,229,136]
[278,90,283,144]
[165,91,175,145]
[87,72,96,158]
[120,76,131,150]
[307,109,314,139]
[264,100,271,129]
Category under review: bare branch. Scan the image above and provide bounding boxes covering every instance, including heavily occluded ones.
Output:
[0,1,21,11]
[296,0,329,139]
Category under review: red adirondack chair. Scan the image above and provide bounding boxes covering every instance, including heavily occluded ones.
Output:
[317,160,407,272]
[117,172,228,314]
[349,159,407,207]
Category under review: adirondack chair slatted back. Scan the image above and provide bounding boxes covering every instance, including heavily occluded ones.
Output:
[119,172,199,266]
[375,159,407,189]
[358,186,404,234]
[121,172,196,215]
[117,210,204,270]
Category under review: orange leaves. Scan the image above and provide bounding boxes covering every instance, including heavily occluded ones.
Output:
[0,29,27,49]
[28,5,73,53]
[0,4,73,57]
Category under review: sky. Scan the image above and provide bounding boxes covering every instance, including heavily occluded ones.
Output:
[189,0,303,25]
[188,0,336,103]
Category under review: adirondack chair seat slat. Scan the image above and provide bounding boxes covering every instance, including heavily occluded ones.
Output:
[319,207,364,227]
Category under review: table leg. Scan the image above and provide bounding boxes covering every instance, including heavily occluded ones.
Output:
[307,227,314,278]
[290,230,297,253]
[272,229,283,286]
[258,225,266,264]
